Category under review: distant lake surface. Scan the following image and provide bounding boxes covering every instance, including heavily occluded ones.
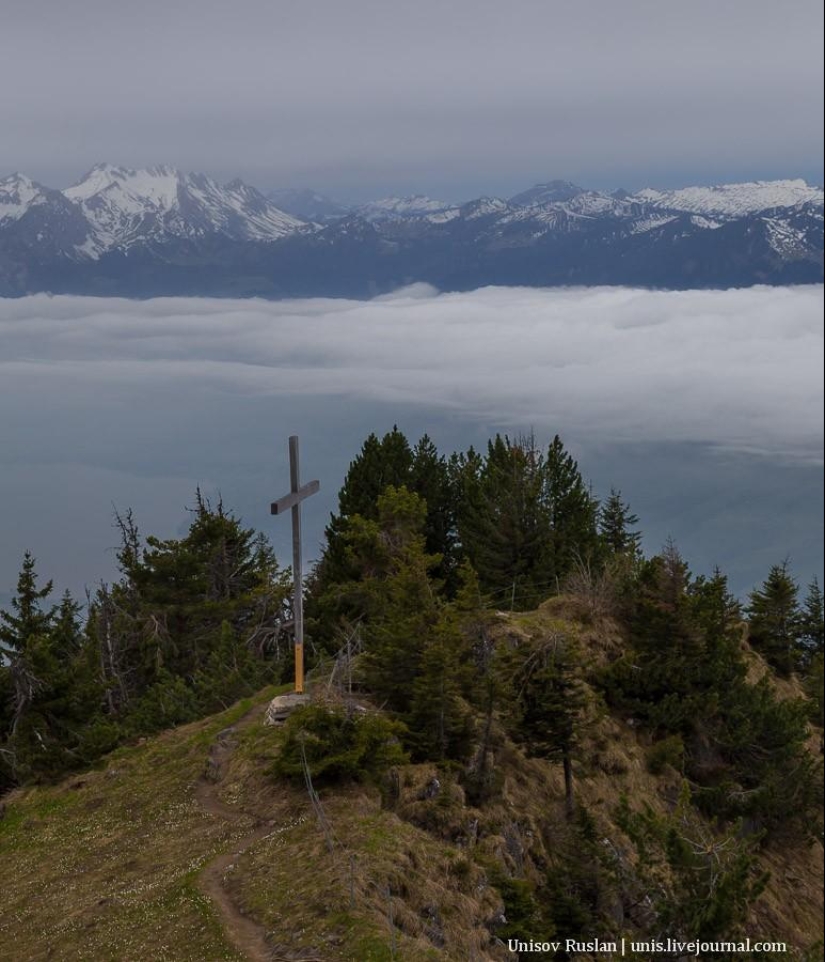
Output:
[1,286,822,604]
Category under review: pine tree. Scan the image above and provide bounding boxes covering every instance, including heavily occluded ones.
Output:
[0,554,55,781]
[798,578,824,670]
[337,427,414,520]
[455,433,598,608]
[86,496,290,723]
[805,652,824,728]
[747,562,801,676]
[50,591,84,658]
[688,567,745,696]
[514,633,586,816]
[0,559,96,783]
[456,434,551,607]
[543,434,599,582]
[619,783,769,941]
[598,488,641,558]
[356,487,442,712]
[0,552,55,654]
[407,624,473,762]
[605,542,706,735]
[311,428,463,637]
[409,434,459,585]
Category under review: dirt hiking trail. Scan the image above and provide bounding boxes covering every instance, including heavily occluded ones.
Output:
[194,705,275,962]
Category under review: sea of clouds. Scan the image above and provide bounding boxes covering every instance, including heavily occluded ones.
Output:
[1,284,822,460]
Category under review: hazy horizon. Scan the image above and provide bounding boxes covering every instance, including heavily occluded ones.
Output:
[2,0,822,199]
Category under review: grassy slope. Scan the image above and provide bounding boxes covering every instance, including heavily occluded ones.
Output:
[0,605,822,962]
[0,693,268,962]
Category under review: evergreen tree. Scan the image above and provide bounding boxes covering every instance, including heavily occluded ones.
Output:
[0,552,55,654]
[310,428,463,640]
[606,542,707,735]
[50,592,84,658]
[456,433,598,607]
[543,434,599,580]
[355,487,443,712]
[409,434,460,586]
[337,427,414,520]
[323,485,473,761]
[0,665,13,792]
[618,784,769,941]
[0,558,96,783]
[407,624,473,762]
[714,677,823,838]
[452,561,505,803]
[513,633,586,815]
[598,488,641,558]
[1,500,291,789]
[805,652,824,728]
[687,567,746,696]
[603,548,822,840]
[747,562,801,676]
[85,496,290,724]
[798,578,824,670]
[0,554,55,782]
[456,434,550,607]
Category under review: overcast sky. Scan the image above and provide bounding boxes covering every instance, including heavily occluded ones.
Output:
[0,286,822,603]
[1,0,822,199]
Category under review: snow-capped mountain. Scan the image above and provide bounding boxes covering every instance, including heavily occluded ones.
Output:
[630,179,824,218]
[355,194,457,222]
[0,173,47,226]
[63,164,305,255]
[0,172,95,254]
[501,189,641,230]
[0,169,821,296]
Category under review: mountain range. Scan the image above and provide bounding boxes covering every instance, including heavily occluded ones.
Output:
[1,164,822,296]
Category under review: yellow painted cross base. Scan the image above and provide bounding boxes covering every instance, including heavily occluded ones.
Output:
[294,642,305,694]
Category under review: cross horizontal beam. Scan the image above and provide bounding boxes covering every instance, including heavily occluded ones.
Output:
[270,479,320,515]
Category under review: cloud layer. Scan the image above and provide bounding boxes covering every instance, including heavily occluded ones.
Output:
[2,285,822,462]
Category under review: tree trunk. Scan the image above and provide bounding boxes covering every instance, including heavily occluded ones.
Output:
[563,751,575,818]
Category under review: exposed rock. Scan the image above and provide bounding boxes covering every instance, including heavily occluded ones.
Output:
[264,692,311,726]
[418,776,441,800]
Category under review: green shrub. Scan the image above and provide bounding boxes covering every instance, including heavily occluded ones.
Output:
[647,734,685,774]
[272,702,408,785]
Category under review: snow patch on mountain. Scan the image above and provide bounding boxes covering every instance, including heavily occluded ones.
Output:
[690,215,723,230]
[62,164,305,254]
[425,208,461,224]
[65,164,179,210]
[0,174,47,224]
[357,195,455,221]
[763,218,810,257]
[462,197,510,220]
[629,214,679,234]
[632,180,823,218]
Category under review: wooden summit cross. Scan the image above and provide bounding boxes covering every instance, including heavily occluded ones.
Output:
[271,436,319,694]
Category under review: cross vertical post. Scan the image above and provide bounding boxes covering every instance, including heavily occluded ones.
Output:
[289,436,305,693]
[271,435,320,694]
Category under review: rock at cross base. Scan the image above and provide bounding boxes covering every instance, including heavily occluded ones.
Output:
[264,692,311,726]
